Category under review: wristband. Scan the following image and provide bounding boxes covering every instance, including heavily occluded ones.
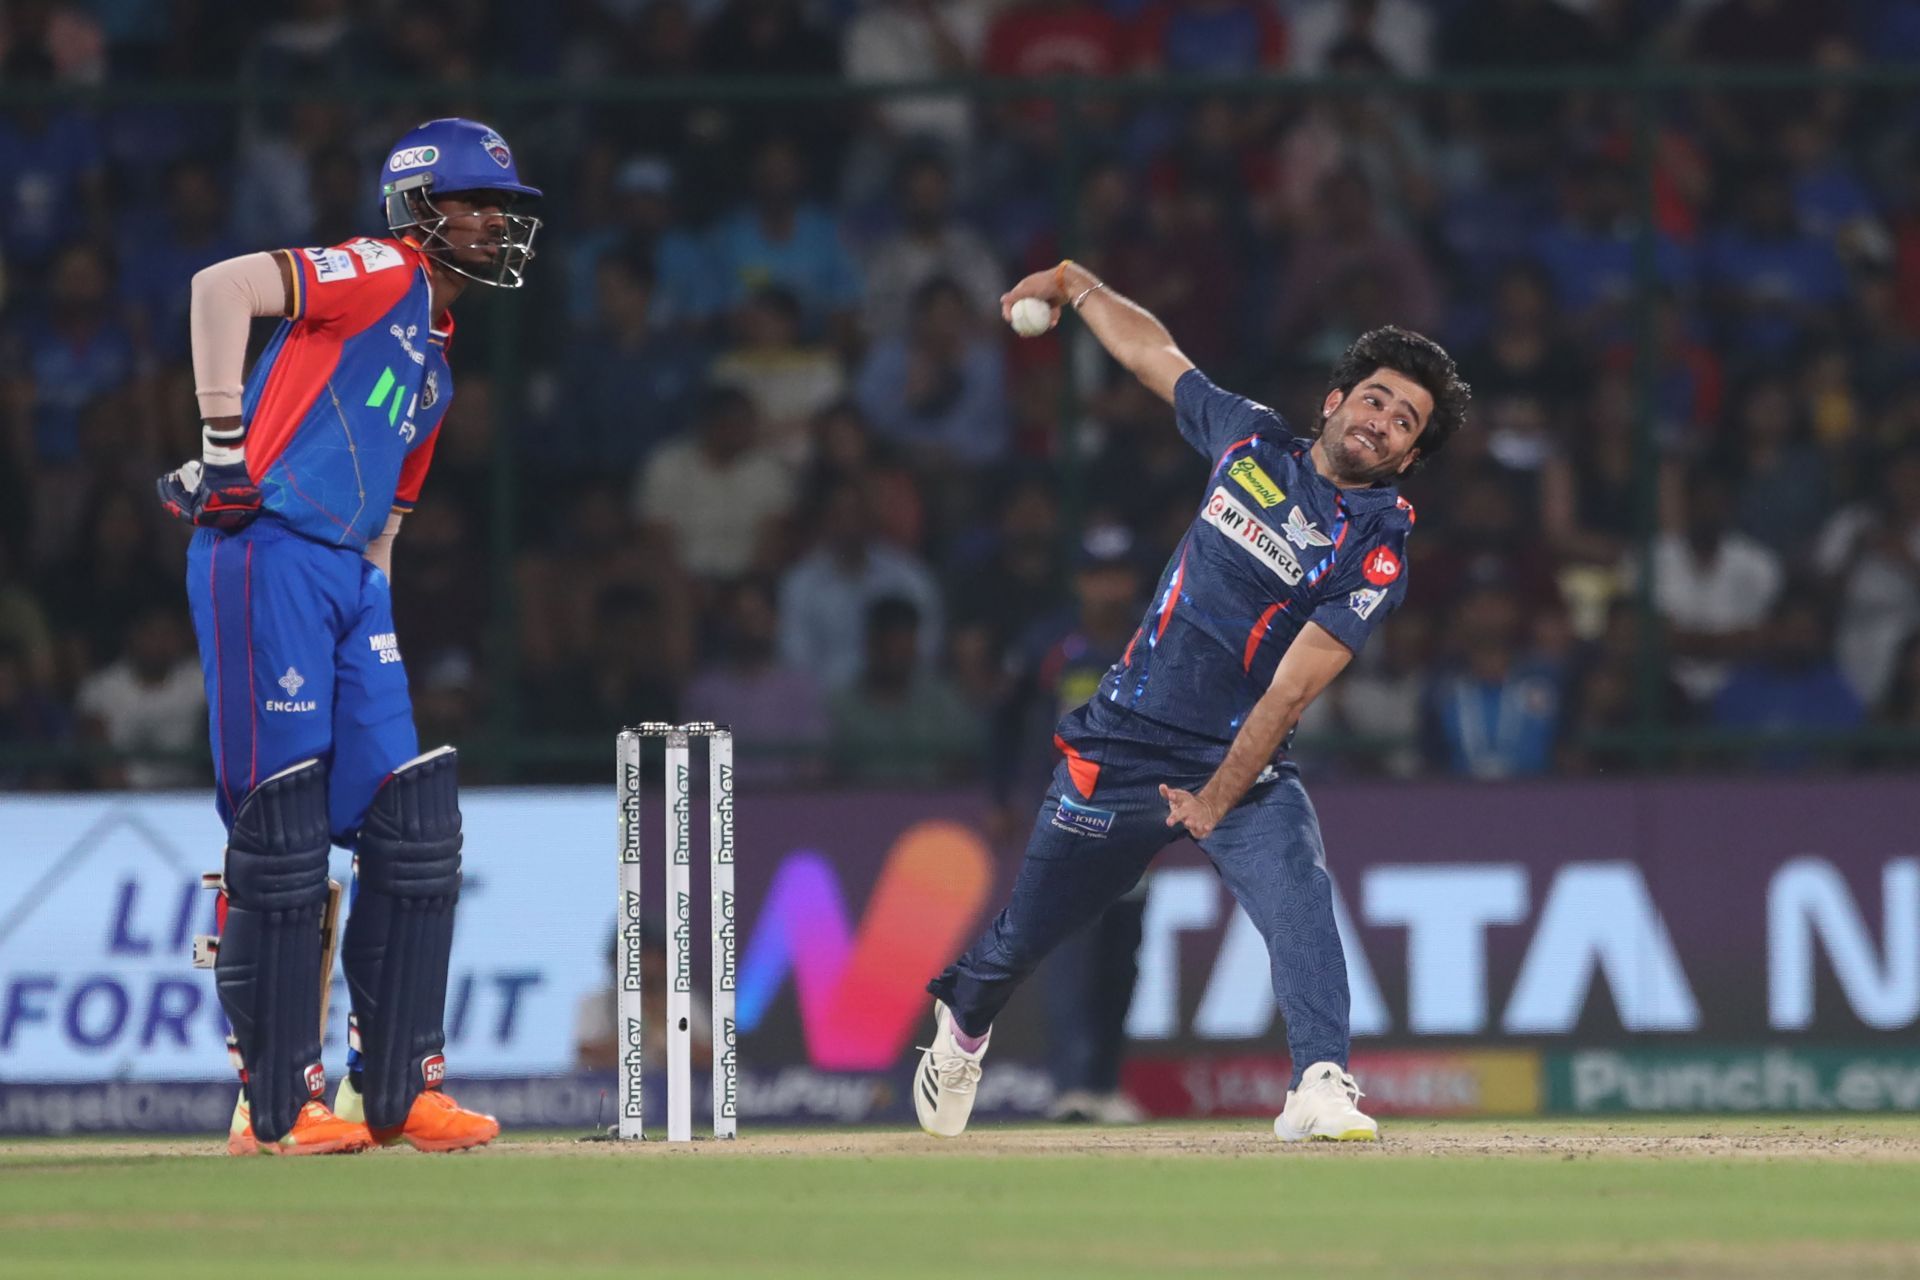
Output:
[202,421,249,469]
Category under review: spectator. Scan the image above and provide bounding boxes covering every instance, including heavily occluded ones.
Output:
[38,486,179,673]
[1442,0,1608,69]
[1702,166,1849,361]
[806,400,926,552]
[828,595,980,783]
[1303,605,1433,778]
[0,641,69,788]
[0,531,55,688]
[1559,601,1692,775]
[1653,469,1785,707]
[1411,466,1562,614]
[710,286,846,465]
[778,475,944,691]
[1713,591,1865,769]
[1132,0,1285,75]
[0,51,108,273]
[842,0,993,158]
[861,151,1003,338]
[556,248,710,473]
[116,157,239,361]
[1267,42,1437,238]
[528,584,682,735]
[1528,157,1694,340]
[1813,448,1920,707]
[701,0,844,163]
[708,136,863,344]
[1685,0,1852,66]
[1425,585,1566,778]
[1730,374,1829,566]
[949,472,1063,679]
[73,605,204,789]
[1458,263,1589,424]
[4,241,137,469]
[1273,167,1440,356]
[565,156,716,333]
[683,578,830,785]
[855,275,1008,465]
[633,386,795,583]
[1288,0,1434,74]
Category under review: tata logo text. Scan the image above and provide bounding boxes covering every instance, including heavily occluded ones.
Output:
[736,822,993,1070]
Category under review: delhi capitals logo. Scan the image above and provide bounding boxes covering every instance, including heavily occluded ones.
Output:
[278,668,305,698]
[422,368,439,410]
[480,131,512,169]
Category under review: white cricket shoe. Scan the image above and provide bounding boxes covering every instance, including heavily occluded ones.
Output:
[1274,1061,1378,1142]
[914,1001,989,1138]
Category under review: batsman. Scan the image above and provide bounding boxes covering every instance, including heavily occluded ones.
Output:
[917,262,1469,1142]
[158,119,540,1155]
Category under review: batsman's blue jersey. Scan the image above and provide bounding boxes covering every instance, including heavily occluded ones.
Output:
[242,237,454,550]
[1095,369,1414,752]
[183,237,456,840]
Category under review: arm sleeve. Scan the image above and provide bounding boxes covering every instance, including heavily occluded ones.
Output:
[190,252,290,419]
[1173,368,1288,464]
[1307,519,1412,659]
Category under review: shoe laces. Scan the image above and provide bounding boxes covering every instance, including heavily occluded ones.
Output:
[918,1046,983,1096]
[1305,1066,1364,1105]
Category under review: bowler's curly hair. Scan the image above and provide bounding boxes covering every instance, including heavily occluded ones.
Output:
[1326,326,1471,469]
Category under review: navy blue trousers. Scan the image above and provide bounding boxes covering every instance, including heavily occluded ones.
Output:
[929,704,1350,1084]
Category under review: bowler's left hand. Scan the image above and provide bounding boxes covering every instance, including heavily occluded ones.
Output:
[1160,784,1223,840]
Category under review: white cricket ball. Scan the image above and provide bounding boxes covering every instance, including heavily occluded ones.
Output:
[1009,296,1053,338]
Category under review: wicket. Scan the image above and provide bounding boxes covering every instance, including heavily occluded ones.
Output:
[616,721,737,1142]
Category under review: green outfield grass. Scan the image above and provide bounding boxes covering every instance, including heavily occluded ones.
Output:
[5,1119,1920,1279]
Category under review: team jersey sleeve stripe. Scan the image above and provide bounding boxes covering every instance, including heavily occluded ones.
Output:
[277,249,305,319]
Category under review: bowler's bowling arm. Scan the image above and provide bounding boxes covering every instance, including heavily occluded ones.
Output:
[1195,623,1354,819]
[1055,261,1196,406]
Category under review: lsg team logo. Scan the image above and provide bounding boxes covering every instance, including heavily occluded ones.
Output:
[716,1018,739,1120]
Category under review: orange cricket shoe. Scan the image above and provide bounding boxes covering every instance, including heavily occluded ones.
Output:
[227,1092,374,1157]
[336,1075,501,1153]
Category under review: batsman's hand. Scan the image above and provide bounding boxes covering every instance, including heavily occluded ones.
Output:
[1160,783,1224,840]
[157,458,263,532]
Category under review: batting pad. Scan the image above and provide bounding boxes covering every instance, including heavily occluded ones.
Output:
[216,758,332,1143]
[342,746,464,1133]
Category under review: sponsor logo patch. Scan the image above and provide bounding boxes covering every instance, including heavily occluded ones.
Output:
[351,238,406,274]
[369,633,402,665]
[422,1053,446,1089]
[388,145,439,172]
[1283,507,1333,550]
[1361,545,1402,586]
[1226,457,1285,508]
[267,668,317,713]
[1202,487,1304,585]
[1348,587,1386,620]
[302,247,355,282]
[1052,794,1117,839]
[303,1063,326,1099]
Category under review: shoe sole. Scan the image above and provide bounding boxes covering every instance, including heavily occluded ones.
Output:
[404,1130,500,1153]
[255,1135,375,1156]
[1274,1123,1379,1143]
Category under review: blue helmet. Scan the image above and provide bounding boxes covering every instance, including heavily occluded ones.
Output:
[381,118,543,288]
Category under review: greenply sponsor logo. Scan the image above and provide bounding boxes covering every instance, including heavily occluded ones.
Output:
[1549,1048,1920,1113]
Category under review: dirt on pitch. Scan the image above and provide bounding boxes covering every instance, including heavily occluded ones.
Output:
[13,1119,1920,1164]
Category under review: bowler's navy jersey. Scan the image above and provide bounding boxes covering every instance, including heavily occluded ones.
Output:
[1094,369,1415,747]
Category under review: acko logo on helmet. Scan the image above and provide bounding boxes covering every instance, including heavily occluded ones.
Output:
[388,145,439,171]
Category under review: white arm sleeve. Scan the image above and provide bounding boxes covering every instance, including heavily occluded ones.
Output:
[190,252,290,420]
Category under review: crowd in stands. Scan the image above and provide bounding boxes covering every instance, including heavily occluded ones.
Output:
[4,0,1920,791]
